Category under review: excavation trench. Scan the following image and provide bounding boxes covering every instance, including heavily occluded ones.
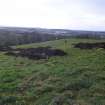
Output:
[74,42,105,49]
[5,47,67,60]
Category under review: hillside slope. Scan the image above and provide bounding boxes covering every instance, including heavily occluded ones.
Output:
[0,38,105,105]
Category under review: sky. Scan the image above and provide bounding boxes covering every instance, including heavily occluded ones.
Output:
[0,0,105,31]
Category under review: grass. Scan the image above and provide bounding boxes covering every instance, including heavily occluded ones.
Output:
[0,38,105,105]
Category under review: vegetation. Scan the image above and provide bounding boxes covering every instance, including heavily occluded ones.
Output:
[0,31,59,46]
[0,38,105,105]
[0,27,105,46]
[0,27,67,46]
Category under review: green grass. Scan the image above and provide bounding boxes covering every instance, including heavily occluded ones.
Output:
[0,38,105,105]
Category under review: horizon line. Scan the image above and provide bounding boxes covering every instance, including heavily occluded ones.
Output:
[0,25,105,32]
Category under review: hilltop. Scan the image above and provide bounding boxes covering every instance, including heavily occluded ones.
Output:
[0,38,105,105]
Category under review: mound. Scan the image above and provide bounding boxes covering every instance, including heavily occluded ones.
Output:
[5,47,67,60]
[74,42,105,49]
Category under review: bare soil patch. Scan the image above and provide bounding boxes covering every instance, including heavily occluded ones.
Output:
[5,46,67,60]
[74,42,105,49]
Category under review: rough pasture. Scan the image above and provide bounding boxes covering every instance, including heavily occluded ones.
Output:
[1,39,105,105]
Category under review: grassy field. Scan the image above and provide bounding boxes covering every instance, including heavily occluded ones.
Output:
[0,38,105,105]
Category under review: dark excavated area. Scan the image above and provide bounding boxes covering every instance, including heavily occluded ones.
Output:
[5,47,67,60]
[0,46,12,51]
[74,42,105,49]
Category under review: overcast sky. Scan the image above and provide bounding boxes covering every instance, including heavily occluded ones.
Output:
[0,0,105,31]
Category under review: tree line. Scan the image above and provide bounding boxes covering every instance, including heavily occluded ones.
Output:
[0,31,65,46]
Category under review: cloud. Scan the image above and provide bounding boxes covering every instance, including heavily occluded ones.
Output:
[0,0,105,31]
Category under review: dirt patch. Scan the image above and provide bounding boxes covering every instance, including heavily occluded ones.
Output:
[74,42,105,49]
[5,46,67,60]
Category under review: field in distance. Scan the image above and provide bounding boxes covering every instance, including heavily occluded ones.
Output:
[0,38,105,105]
